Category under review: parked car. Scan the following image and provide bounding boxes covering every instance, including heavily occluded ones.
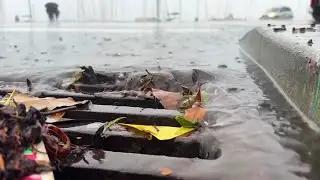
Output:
[310,0,320,21]
[260,6,294,20]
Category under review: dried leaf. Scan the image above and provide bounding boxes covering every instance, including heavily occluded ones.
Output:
[7,93,88,111]
[46,112,66,123]
[152,88,181,110]
[161,168,173,176]
[52,112,65,119]
[0,154,4,170]
[181,85,193,96]
[184,106,207,122]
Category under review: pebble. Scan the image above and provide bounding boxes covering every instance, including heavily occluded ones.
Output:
[227,87,238,92]
[218,64,228,68]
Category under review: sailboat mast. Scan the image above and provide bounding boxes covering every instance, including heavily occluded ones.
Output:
[156,0,161,21]
[0,0,3,23]
[205,0,208,20]
[110,0,114,21]
[143,0,147,18]
[28,0,33,20]
[196,0,199,20]
[179,0,182,21]
[100,0,105,22]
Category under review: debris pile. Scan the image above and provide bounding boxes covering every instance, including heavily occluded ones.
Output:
[0,104,52,180]
[0,89,89,179]
[98,88,209,141]
[0,67,215,179]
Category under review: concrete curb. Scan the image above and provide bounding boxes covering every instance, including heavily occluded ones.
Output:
[239,26,320,129]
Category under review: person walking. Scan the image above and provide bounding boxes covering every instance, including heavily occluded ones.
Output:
[45,2,60,22]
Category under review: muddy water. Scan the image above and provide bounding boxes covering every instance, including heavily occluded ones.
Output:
[0,22,319,179]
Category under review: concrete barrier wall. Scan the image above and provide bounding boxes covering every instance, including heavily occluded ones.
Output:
[239,27,320,124]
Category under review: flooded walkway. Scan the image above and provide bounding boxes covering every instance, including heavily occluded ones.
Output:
[0,22,318,180]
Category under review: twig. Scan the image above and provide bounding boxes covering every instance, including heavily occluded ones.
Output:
[145,69,152,75]
[41,106,77,116]
[152,124,159,132]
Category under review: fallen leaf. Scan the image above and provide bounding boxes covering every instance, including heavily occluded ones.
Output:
[175,116,200,128]
[6,93,88,111]
[184,106,207,123]
[52,112,65,119]
[0,88,17,105]
[118,123,195,140]
[201,91,210,104]
[0,154,4,170]
[46,112,66,123]
[161,168,173,176]
[102,117,127,135]
[152,88,181,110]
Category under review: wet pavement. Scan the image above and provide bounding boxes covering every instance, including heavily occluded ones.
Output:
[0,21,319,179]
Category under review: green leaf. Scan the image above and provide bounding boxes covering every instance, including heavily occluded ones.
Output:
[175,116,199,128]
[201,91,210,104]
[102,117,127,135]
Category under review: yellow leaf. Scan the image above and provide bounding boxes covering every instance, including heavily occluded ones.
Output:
[118,123,195,140]
[161,168,173,176]
[0,88,17,105]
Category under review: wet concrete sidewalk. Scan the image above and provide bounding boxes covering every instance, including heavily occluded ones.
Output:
[0,22,318,180]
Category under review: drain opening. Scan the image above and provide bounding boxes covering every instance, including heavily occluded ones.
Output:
[63,127,221,160]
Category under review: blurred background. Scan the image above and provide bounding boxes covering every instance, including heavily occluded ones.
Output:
[0,0,313,23]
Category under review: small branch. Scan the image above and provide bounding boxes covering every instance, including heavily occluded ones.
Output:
[41,106,77,116]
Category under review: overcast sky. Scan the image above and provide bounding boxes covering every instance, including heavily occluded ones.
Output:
[0,0,312,22]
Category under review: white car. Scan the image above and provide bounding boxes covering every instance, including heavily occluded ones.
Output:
[260,6,294,20]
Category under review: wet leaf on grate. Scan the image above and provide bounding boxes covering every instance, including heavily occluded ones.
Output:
[102,117,127,135]
[151,88,181,110]
[175,116,200,128]
[184,106,207,123]
[6,93,88,111]
[118,123,195,140]
[161,168,173,176]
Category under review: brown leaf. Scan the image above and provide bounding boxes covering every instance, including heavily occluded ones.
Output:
[152,88,181,110]
[0,154,4,170]
[46,112,66,123]
[184,106,207,122]
[10,93,88,111]
[161,168,173,176]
